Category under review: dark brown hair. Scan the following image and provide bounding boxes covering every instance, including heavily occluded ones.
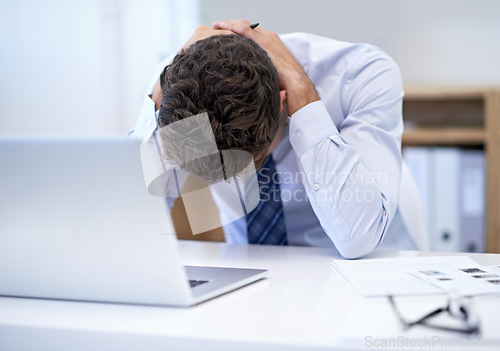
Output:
[158,34,281,182]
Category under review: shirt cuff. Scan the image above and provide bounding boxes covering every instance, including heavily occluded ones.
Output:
[289,100,339,155]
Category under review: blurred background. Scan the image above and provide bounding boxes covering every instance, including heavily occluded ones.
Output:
[1,0,499,136]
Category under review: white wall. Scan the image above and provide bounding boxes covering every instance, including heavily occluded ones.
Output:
[2,0,499,136]
[0,0,199,135]
[200,0,500,85]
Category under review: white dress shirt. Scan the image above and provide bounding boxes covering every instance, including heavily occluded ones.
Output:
[131,33,415,259]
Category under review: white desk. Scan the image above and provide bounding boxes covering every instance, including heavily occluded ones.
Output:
[1,241,500,351]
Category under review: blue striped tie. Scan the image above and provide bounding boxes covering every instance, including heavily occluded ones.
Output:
[246,155,287,245]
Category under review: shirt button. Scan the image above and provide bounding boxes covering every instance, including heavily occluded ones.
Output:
[146,120,152,127]
[313,183,320,191]
[294,130,303,140]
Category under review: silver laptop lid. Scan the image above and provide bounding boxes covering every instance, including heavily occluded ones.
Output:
[0,137,193,306]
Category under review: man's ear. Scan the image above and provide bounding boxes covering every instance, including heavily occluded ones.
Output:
[279,90,287,113]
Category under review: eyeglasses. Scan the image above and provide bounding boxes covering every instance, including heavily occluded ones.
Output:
[388,295,481,335]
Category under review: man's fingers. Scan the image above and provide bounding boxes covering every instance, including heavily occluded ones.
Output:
[213,20,255,38]
[185,25,237,48]
[212,21,225,29]
[213,29,237,36]
[196,25,234,37]
[213,20,244,30]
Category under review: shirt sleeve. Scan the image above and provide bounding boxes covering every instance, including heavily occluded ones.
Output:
[289,49,404,259]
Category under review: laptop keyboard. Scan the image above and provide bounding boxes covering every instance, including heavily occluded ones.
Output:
[189,279,209,288]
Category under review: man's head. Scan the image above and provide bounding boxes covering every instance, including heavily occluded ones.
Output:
[158,34,284,183]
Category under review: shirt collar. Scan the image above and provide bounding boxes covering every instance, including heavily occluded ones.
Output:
[133,94,184,197]
[131,94,157,140]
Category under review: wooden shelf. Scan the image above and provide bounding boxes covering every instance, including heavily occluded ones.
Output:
[403,127,485,146]
[404,85,496,100]
[403,86,500,253]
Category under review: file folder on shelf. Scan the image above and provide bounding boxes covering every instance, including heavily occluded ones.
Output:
[433,148,461,252]
[459,150,486,253]
[403,147,486,253]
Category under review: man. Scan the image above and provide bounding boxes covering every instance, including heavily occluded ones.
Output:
[131,20,415,259]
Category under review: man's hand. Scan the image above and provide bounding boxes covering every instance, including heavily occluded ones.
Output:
[213,20,319,115]
[183,25,234,49]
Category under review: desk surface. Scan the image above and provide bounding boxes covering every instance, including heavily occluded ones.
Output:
[1,241,500,351]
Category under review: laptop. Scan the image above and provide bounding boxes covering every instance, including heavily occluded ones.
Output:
[0,137,267,307]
